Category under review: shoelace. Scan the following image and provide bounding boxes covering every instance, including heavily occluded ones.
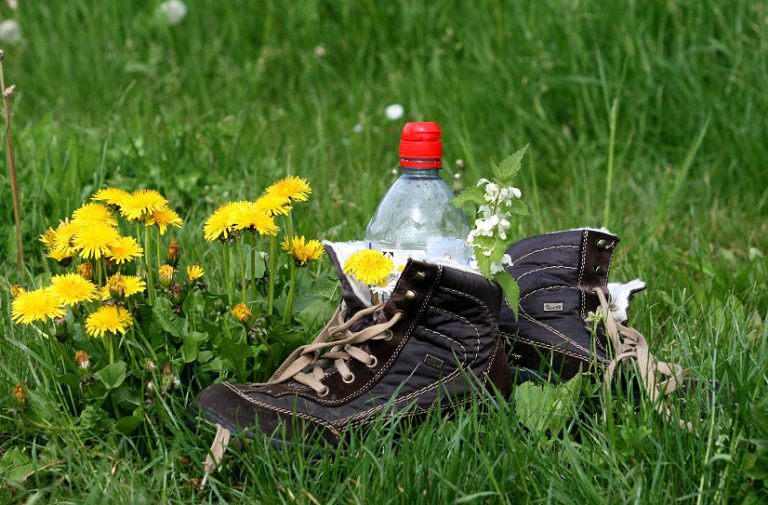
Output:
[201,303,401,486]
[595,288,694,431]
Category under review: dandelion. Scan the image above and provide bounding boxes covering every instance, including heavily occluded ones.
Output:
[281,236,323,267]
[186,264,205,282]
[77,262,94,281]
[203,202,245,242]
[232,303,252,323]
[72,203,117,227]
[13,383,26,402]
[158,264,175,284]
[106,274,146,299]
[343,250,394,286]
[10,284,25,297]
[266,176,312,202]
[107,236,143,264]
[93,187,130,207]
[49,274,97,306]
[85,305,133,338]
[167,238,181,265]
[231,203,279,235]
[47,219,80,258]
[157,0,187,25]
[0,20,21,44]
[146,207,183,235]
[119,189,168,221]
[384,104,404,121]
[74,350,91,369]
[73,224,120,259]
[11,288,65,324]
[253,193,292,217]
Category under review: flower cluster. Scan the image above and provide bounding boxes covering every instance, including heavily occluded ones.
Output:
[466,179,522,274]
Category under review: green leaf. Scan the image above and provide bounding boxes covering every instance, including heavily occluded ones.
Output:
[152,297,186,338]
[182,331,209,363]
[0,447,35,483]
[492,145,529,182]
[94,361,127,390]
[115,415,143,435]
[514,373,582,436]
[494,270,520,318]
[451,186,486,210]
[506,198,530,216]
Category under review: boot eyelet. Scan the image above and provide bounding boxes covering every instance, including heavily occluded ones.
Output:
[592,265,603,275]
[366,355,378,368]
[414,271,426,281]
[317,385,329,397]
[382,330,394,341]
[342,373,355,384]
[404,290,417,301]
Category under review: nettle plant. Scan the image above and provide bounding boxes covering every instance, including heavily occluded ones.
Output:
[8,178,331,436]
[452,146,530,314]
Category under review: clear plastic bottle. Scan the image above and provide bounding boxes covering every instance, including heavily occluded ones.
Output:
[365,122,470,266]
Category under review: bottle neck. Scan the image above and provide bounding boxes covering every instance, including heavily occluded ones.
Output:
[399,167,441,178]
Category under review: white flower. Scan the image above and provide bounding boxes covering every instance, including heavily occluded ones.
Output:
[483,183,500,203]
[490,254,512,275]
[497,218,511,240]
[314,44,327,58]
[384,104,404,121]
[0,19,21,44]
[510,187,522,199]
[353,123,364,134]
[157,0,187,25]
[6,1,18,11]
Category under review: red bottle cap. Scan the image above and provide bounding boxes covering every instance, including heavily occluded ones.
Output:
[399,122,442,169]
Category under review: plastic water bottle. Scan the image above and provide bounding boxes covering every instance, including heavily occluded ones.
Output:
[365,122,470,267]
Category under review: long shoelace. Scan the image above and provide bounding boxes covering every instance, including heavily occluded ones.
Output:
[594,288,694,431]
[202,303,401,486]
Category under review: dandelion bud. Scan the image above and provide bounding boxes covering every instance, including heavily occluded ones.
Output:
[232,303,252,323]
[158,264,175,286]
[10,284,25,297]
[108,273,126,299]
[74,350,91,369]
[13,383,27,402]
[77,262,94,281]
[167,239,181,267]
[170,281,184,304]
[145,360,157,372]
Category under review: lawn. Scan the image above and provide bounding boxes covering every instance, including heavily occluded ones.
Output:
[1,1,767,503]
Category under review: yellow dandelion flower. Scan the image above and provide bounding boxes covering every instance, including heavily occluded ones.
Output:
[203,201,246,242]
[85,305,133,338]
[73,224,121,259]
[167,238,181,264]
[107,236,143,264]
[119,189,168,221]
[10,284,25,297]
[106,273,146,299]
[254,193,292,217]
[231,203,279,235]
[72,203,117,228]
[232,303,252,323]
[186,264,205,281]
[11,288,65,324]
[281,236,323,267]
[146,207,183,235]
[93,187,130,207]
[49,273,97,306]
[39,227,56,249]
[343,250,394,286]
[266,176,312,202]
[74,350,91,369]
[48,219,79,258]
[158,264,175,283]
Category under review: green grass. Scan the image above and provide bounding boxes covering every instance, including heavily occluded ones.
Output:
[1,0,767,503]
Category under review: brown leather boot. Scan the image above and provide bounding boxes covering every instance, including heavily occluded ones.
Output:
[193,254,511,457]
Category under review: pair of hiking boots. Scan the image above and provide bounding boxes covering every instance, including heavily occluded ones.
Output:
[193,228,689,478]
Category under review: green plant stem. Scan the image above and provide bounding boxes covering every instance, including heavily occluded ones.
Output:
[96,258,103,286]
[0,53,24,272]
[283,261,296,324]
[107,333,115,364]
[249,232,257,302]
[237,234,247,304]
[267,235,277,316]
[222,243,233,307]
[144,225,156,304]
[155,227,162,270]
[603,98,618,229]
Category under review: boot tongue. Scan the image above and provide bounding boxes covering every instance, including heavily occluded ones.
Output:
[323,241,373,316]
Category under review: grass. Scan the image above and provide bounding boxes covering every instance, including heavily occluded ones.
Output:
[1,0,767,502]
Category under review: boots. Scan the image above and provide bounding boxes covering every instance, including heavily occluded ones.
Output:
[193,247,512,456]
[499,228,621,381]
